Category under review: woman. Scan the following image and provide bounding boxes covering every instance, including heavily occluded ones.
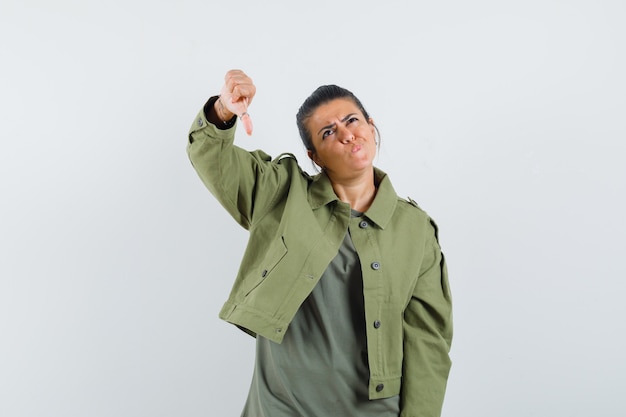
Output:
[187,70,452,417]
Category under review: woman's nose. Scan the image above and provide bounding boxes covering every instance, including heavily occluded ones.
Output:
[337,125,354,143]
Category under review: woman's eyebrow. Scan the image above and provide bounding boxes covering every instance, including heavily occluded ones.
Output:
[316,113,358,135]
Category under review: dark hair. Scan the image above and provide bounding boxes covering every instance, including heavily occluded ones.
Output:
[296,85,378,154]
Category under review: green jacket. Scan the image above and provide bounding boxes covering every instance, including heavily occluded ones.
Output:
[187,99,453,417]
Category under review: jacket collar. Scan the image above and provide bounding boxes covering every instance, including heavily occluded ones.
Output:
[308,167,398,229]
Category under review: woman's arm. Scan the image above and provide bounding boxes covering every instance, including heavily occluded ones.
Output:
[401,220,453,417]
[186,71,288,230]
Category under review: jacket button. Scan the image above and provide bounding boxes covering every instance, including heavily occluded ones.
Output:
[371,262,380,270]
[261,269,268,277]
[376,383,384,392]
[197,118,204,127]
[359,220,368,229]
[373,320,381,329]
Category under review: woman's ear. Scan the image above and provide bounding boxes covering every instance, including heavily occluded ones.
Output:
[307,150,322,168]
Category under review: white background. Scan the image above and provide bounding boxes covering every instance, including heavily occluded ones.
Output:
[1,1,625,416]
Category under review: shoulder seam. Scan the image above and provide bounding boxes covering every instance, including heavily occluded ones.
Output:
[273,152,297,163]
[404,196,421,209]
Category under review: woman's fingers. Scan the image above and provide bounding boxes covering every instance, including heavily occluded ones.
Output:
[239,97,253,136]
[221,70,256,135]
[240,112,253,136]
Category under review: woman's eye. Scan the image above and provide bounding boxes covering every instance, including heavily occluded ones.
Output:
[322,129,334,139]
[347,117,359,124]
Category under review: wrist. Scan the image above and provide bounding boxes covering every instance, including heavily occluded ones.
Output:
[216,97,235,123]
[204,96,236,129]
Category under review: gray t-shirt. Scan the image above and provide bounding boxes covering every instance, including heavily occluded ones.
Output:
[241,212,400,417]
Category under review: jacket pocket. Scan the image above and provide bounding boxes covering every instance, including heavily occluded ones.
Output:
[243,235,288,296]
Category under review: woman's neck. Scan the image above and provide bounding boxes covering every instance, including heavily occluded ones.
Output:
[328,170,378,212]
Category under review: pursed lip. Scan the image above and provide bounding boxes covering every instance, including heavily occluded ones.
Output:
[351,144,362,153]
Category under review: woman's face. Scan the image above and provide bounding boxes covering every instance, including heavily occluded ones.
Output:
[305,98,377,180]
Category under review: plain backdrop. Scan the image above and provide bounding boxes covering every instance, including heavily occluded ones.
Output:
[1,1,625,416]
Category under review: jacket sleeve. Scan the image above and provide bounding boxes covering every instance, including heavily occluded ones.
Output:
[401,219,453,417]
[186,96,289,230]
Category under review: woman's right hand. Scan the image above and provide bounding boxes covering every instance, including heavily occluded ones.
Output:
[216,69,256,135]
